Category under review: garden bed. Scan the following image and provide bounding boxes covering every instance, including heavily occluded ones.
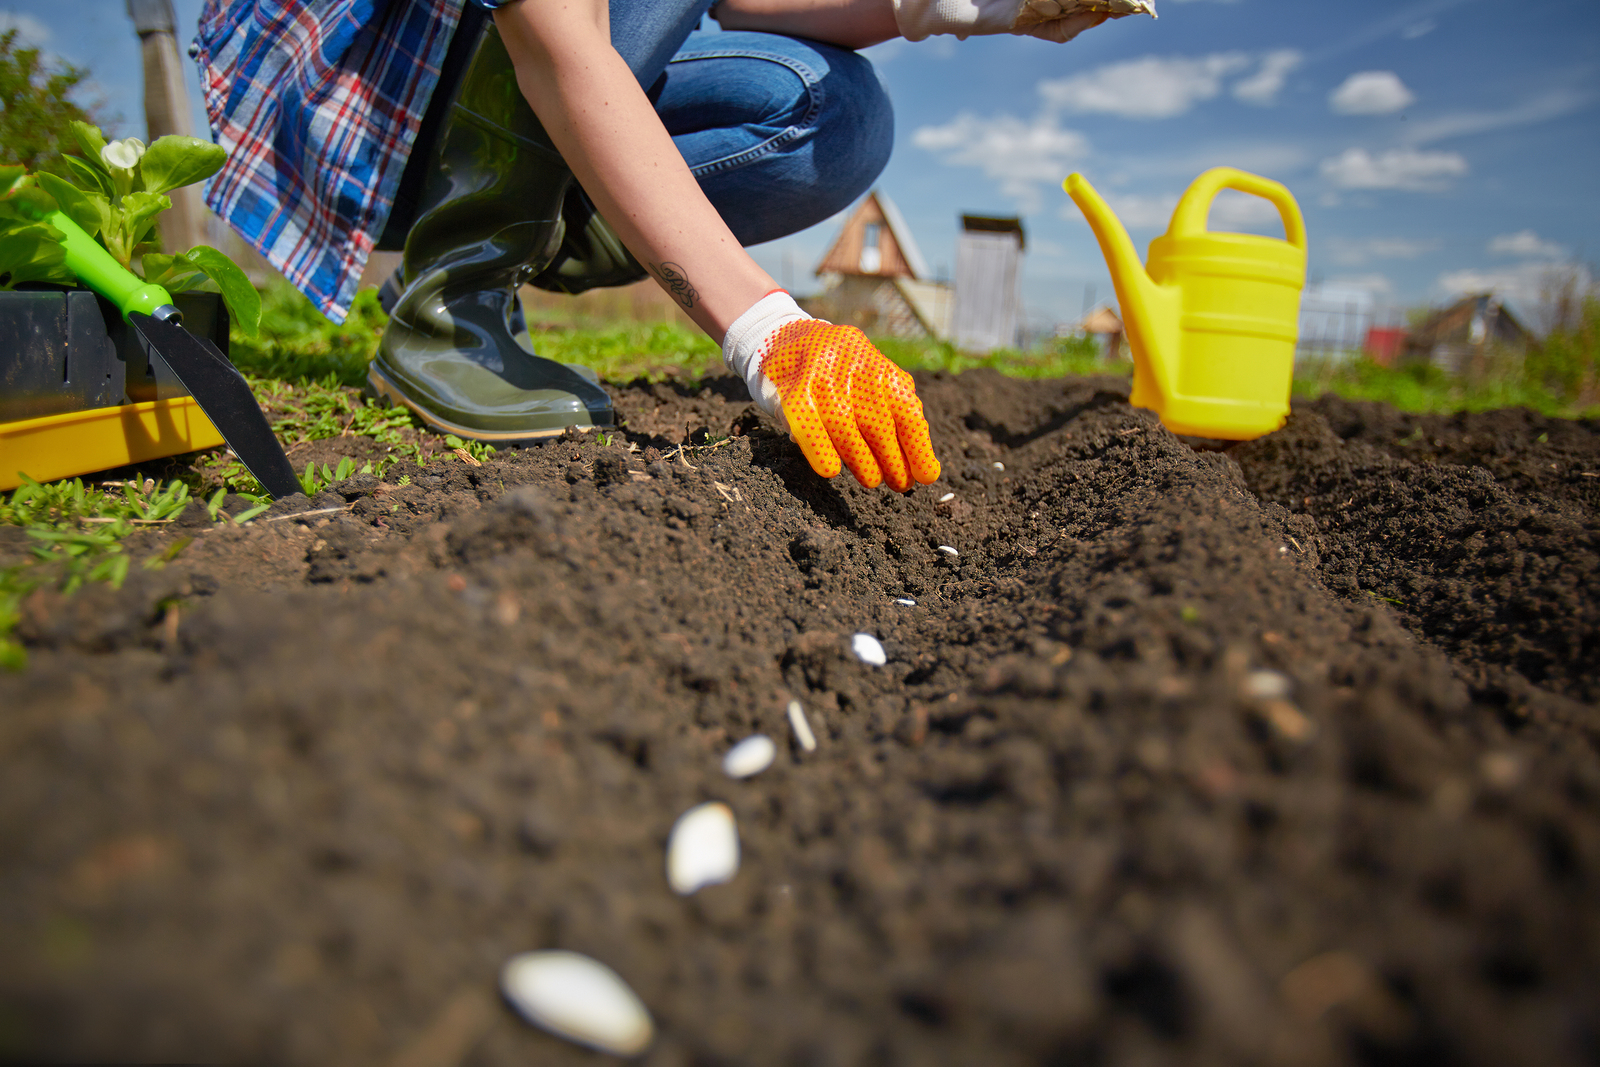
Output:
[1,369,1597,1065]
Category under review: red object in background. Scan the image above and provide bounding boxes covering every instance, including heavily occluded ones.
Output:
[1365,327,1406,366]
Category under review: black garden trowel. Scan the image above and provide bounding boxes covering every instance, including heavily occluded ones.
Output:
[45,208,300,499]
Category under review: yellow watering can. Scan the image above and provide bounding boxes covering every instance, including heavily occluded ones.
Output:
[1065,167,1307,440]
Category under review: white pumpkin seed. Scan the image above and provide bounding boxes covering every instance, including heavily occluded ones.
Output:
[1244,670,1291,700]
[938,492,955,503]
[895,598,917,606]
[993,462,1005,471]
[666,801,740,895]
[722,735,776,779]
[852,633,887,666]
[787,699,817,752]
[938,545,959,557]
[500,950,653,1057]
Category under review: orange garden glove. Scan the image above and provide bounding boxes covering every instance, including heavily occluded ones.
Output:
[722,291,942,492]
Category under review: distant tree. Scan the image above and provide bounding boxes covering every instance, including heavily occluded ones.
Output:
[1528,265,1599,405]
[0,28,97,174]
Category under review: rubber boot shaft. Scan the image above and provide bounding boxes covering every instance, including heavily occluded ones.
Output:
[371,17,615,440]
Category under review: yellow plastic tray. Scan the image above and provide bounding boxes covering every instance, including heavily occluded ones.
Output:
[0,397,224,490]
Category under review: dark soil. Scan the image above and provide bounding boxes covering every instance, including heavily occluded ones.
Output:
[2,372,1597,1067]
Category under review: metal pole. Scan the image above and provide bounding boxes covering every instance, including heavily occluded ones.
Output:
[128,0,204,255]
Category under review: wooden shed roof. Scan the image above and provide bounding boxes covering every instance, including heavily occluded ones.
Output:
[815,190,930,280]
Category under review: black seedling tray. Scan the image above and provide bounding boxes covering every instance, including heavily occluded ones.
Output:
[0,286,230,424]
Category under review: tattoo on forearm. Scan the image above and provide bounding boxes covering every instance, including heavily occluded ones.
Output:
[651,262,699,310]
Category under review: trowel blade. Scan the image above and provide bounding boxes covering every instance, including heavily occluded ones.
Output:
[129,312,300,500]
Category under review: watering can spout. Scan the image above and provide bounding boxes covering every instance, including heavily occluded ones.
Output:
[1063,172,1179,406]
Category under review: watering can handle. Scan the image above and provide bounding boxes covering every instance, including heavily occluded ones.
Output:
[1166,167,1307,251]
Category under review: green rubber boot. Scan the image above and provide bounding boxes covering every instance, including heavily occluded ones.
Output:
[368,18,615,442]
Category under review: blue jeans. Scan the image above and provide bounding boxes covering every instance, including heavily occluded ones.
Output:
[384,5,892,254]
[654,32,894,245]
[586,0,894,246]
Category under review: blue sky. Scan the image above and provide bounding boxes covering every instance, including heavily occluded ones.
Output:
[3,0,1596,328]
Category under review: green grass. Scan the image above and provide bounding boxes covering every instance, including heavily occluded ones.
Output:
[1292,352,1600,419]
[873,332,1130,379]
[227,282,389,388]
[0,475,228,669]
[529,319,721,380]
[230,280,723,386]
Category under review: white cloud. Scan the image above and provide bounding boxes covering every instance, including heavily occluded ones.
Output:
[1319,147,1467,191]
[1326,273,1396,295]
[1063,188,1285,235]
[0,13,51,45]
[1488,231,1567,261]
[1076,192,1180,230]
[1435,262,1586,317]
[1327,236,1440,265]
[1403,88,1594,145]
[1040,53,1251,119]
[1233,50,1303,107]
[1211,190,1289,233]
[1401,20,1436,39]
[913,112,1090,210]
[1329,71,1415,115]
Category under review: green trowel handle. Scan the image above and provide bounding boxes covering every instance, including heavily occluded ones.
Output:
[45,209,174,322]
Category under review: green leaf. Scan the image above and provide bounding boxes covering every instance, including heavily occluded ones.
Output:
[0,225,72,289]
[33,171,100,237]
[0,165,26,193]
[180,244,261,336]
[69,121,108,168]
[139,136,226,196]
[61,154,114,198]
[119,190,171,248]
[140,251,204,291]
[0,171,58,222]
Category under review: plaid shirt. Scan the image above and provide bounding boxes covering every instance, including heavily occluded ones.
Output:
[196,0,501,323]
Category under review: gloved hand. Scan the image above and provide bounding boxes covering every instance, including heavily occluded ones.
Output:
[722,291,941,492]
[892,0,1155,43]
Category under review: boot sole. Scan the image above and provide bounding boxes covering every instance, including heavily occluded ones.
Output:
[366,364,613,444]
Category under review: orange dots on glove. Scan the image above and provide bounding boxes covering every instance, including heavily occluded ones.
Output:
[759,320,942,492]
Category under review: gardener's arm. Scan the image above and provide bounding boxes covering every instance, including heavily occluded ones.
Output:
[493,0,941,492]
[710,0,900,50]
[714,0,1115,45]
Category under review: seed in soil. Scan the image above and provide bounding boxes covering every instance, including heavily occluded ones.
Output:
[722,735,776,779]
[938,492,955,503]
[500,950,653,1056]
[787,699,817,752]
[1244,670,1291,700]
[895,598,916,606]
[992,462,1005,471]
[666,801,740,895]
[852,633,887,666]
[938,545,959,557]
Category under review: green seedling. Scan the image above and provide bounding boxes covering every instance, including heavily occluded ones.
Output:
[0,474,203,669]
[0,166,70,288]
[295,456,373,498]
[444,434,497,463]
[0,122,259,334]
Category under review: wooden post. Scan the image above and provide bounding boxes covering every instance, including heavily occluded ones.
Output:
[128,0,204,255]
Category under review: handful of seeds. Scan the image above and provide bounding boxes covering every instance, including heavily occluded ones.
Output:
[1020,0,1156,20]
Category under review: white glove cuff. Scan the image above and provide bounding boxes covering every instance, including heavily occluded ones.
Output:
[722,290,810,429]
[892,0,1155,41]
[892,0,1011,40]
